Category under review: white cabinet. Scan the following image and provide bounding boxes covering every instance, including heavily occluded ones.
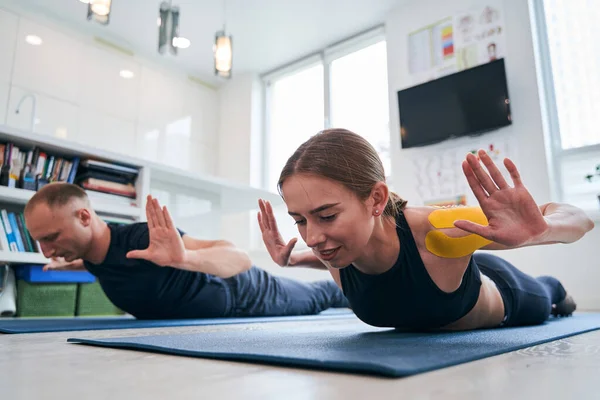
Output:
[0,9,17,125]
[78,108,136,155]
[136,66,218,172]
[182,81,219,147]
[77,45,141,121]
[0,82,9,125]
[190,141,217,175]
[3,11,221,178]
[6,85,79,138]
[0,9,18,84]
[11,17,83,104]
[138,65,185,128]
[136,123,161,162]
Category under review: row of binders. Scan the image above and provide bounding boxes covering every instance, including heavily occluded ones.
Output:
[0,209,40,253]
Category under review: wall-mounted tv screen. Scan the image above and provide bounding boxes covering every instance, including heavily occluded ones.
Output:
[397,58,512,149]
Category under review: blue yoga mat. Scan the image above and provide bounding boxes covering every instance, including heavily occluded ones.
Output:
[68,313,600,377]
[0,309,354,334]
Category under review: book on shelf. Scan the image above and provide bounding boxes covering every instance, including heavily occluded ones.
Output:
[0,141,80,191]
[79,178,136,197]
[79,159,139,175]
[75,158,139,203]
[85,189,137,205]
[0,140,142,211]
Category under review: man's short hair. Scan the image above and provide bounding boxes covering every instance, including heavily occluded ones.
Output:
[25,182,89,214]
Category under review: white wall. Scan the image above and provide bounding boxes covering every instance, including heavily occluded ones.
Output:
[386,0,600,310]
[217,74,258,251]
[217,74,332,281]
[0,7,218,177]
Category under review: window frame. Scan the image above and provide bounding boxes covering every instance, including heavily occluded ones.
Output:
[531,0,600,203]
[260,25,387,191]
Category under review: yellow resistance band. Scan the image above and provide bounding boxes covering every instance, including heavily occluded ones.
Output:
[425,207,492,258]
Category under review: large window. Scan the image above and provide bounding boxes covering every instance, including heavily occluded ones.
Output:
[261,27,390,248]
[265,63,324,192]
[536,0,600,211]
[263,27,390,192]
[541,0,600,150]
[330,40,390,175]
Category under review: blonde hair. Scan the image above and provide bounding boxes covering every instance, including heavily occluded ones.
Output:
[25,182,89,214]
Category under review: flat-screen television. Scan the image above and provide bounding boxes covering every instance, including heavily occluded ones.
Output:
[397,58,511,149]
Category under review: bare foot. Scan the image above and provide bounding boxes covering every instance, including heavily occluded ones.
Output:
[551,294,577,317]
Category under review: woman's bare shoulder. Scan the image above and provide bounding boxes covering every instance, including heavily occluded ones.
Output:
[401,206,474,293]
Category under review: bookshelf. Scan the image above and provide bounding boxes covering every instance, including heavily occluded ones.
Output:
[147,161,282,214]
[0,124,282,214]
[0,251,48,264]
[0,124,282,265]
[0,186,141,218]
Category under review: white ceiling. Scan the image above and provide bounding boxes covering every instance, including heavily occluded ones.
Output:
[1,0,404,85]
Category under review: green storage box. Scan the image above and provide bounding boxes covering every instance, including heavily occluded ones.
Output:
[76,281,124,316]
[16,280,77,317]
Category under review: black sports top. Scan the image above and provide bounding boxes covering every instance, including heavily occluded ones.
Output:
[339,211,482,330]
[84,223,231,319]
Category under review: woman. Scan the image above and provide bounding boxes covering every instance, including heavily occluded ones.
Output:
[258,129,594,331]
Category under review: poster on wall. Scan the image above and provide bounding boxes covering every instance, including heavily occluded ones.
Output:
[454,4,506,71]
[408,17,457,80]
[411,135,517,207]
[408,2,505,84]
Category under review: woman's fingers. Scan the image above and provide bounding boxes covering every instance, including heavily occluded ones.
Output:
[462,160,489,205]
[265,200,279,232]
[478,150,509,189]
[466,152,498,196]
[504,158,523,187]
[258,199,271,230]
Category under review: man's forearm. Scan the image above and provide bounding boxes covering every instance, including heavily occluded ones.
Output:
[289,249,327,270]
[177,247,252,278]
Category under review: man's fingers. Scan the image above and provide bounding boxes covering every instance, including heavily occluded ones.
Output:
[153,198,167,227]
[126,249,148,259]
[146,195,157,228]
[162,205,175,230]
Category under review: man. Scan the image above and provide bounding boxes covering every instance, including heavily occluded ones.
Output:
[24,182,348,319]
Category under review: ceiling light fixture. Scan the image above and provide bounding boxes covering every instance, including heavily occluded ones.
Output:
[87,0,112,25]
[214,31,232,79]
[25,35,43,46]
[214,0,232,78]
[172,36,190,49]
[158,1,180,55]
[119,69,134,79]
